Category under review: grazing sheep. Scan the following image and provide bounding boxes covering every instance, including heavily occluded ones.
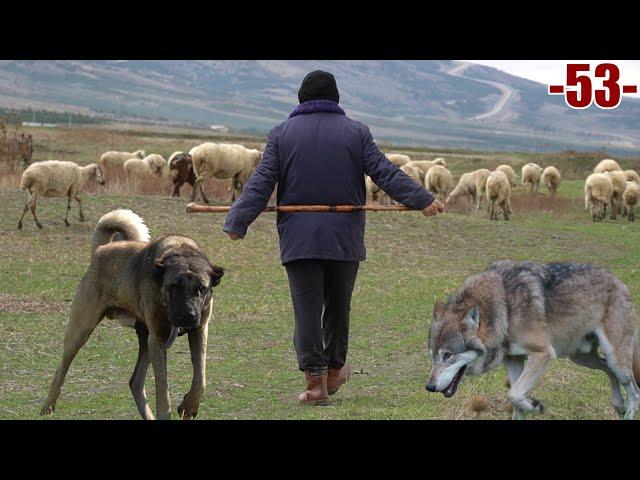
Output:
[622,181,639,221]
[496,164,518,187]
[386,153,412,167]
[99,149,146,168]
[594,158,622,174]
[446,172,476,212]
[584,173,613,222]
[605,170,628,220]
[624,169,640,184]
[191,143,262,202]
[168,151,184,164]
[123,154,165,177]
[486,170,512,221]
[472,168,492,212]
[365,175,390,205]
[541,166,562,199]
[168,152,210,203]
[400,163,423,185]
[432,157,447,167]
[17,160,105,229]
[424,165,454,202]
[521,163,543,197]
[405,160,438,182]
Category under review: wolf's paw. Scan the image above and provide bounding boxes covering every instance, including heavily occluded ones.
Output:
[40,404,54,416]
[530,398,545,414]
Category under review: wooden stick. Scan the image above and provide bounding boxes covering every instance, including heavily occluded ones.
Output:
[186,202,415,213]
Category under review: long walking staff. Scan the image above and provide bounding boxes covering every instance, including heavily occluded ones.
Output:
[186,202,416,213]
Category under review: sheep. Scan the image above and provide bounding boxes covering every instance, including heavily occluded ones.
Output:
[446,172,476,212]
[623,169,640,184]
[432,157,447,167]
[605,170,628,220]
[400,163,423,185]
[584,173,613,222]
[365,175,390,205]
[386,153,411,167]
[472,169,492,212]
[541,166,562,199]
[622,181,639,221]
[594,158,622,174]
[99,149,146,168]
[496,164,518,188]
[168,152,209,202]
[405,160,438,182]
[17,160,105,229]
[521,163,543,197]
[123,154,165,178]
[485,170,512,221]
[191,143,262,202]
[424,165,454,202]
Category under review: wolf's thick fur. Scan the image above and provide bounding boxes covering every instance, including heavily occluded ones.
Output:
[427,260,640,419]
[41,210,224,420]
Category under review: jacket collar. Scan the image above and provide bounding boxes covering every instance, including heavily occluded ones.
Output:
[289,99,345,118]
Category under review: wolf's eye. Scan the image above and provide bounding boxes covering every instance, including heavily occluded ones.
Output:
[442,352,452,361]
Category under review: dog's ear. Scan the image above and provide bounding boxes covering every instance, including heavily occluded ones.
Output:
[153,258,166,279]
[462,307,480,332]
[210,265,225,287]
[433,300,446,320]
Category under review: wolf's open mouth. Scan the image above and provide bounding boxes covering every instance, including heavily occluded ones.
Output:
[443,365,467,398]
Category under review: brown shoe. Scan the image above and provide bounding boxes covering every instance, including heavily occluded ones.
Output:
[298,371,329,405]
[327,365,350,395]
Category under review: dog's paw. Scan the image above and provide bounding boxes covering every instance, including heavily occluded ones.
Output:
[40,404,54,416]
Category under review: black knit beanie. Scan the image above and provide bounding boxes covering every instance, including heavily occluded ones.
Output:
[298,70,340,104]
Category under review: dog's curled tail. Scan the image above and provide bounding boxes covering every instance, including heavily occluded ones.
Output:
[91,209,150,255]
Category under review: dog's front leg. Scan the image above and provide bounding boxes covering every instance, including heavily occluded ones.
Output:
[149,335,171,420]
[178,322,208,420]
[507,351,551,419]
[504,356,525,420]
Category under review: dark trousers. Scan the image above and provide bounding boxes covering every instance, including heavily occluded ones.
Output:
[285,259,360,374]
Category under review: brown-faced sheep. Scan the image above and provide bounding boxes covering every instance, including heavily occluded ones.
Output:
[123,154,166,178]
[605,170,628,220]
[496,165,518,188]
[424,165,454,202]
[191,143,262,202]
[168,152,210,203]
[622,181,638,221]
[541,166,562,199]
[584,173,613,222]
[624,170,640,184]
[594,159,622,174]
[521,163,543,197]
[17,160,105,229]
[99,149,146,169]
[486,170,511,221]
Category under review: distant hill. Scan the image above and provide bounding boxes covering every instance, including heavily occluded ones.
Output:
[1,60,638,156]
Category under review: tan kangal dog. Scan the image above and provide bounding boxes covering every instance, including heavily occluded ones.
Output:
[426,260,640,419]
[41,210,224,420]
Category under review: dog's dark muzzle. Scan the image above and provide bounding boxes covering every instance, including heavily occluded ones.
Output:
[425,383,438,393]
[172,313,200,329]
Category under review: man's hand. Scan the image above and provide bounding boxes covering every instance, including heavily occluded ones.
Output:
[226,232,242,241]
[422,200,445,218]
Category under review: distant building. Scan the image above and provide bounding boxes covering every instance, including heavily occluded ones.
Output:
[23,122,58,128]
[210,124,229,133]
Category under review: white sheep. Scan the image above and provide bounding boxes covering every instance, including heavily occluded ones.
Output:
[472,169,492,212]
[622,181,639,221]
[405,160,438,182]
[191,143,262,201]
[446,172,476,212]
[541,166,562,199]
[623,169,640,184]
[365,175,390,205]
[594,158,622,174]
[400,163,423,185]
[584,173,613,222]
[99,149,146,168]
[17,160,105,229]
[432,157,447,167]
[496,164,518,187]
[123,154,166,178]
[605,170,628,220]
[386,153,412,167]
[424,165,454,202]
[521,163,543,197]
[486,170,512,221]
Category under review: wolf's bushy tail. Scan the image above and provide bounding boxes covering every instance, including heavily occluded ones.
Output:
[91,209,150,255]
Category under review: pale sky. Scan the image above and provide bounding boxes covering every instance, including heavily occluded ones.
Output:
[466,60,640,98]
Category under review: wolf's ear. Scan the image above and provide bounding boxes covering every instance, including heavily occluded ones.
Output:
[462,307,480,332]
[433,300,446,320]
[211,265,225,287]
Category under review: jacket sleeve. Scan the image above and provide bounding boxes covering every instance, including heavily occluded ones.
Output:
[222,126,280,238]
[361,125,435,210]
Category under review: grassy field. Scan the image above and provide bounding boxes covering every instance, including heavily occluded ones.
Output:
[1,125,639,420]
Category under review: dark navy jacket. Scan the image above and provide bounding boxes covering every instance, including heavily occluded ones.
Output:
[223,100,435,265]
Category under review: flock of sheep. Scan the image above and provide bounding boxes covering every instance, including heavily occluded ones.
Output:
[585,159,639,222]
[366,155,564,221]
[14,141,640,229]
